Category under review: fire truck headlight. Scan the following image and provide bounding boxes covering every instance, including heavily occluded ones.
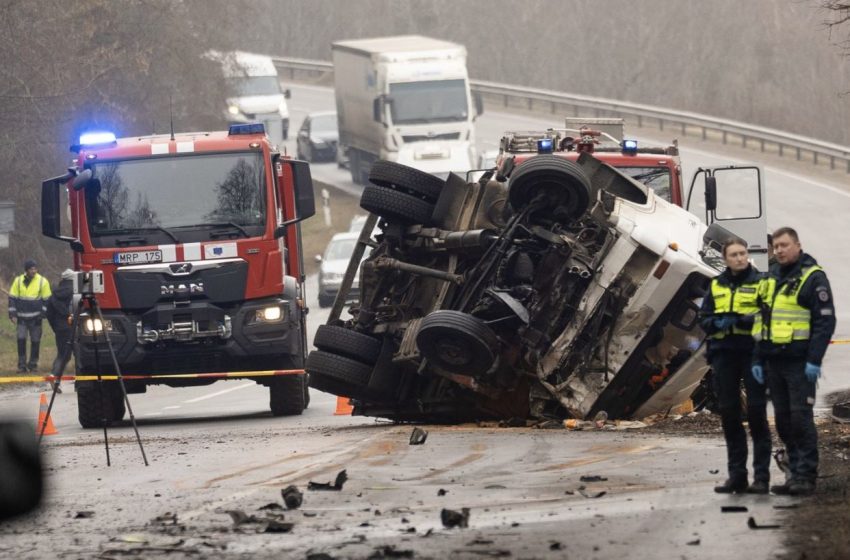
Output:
[83,318,113,334]
[257,306,283,322]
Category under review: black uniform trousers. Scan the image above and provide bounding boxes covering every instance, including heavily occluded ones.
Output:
[50,325,73,379]
[765,356,818,483]
[712,351,772,482]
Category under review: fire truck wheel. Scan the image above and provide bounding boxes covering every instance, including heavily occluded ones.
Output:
[416,310,499,377]
[360,185,435,226]
[76,382,123,429]
[269,374,307,416]
[507,155,591,220]
[314,325,382,365]
[368,160,445,203]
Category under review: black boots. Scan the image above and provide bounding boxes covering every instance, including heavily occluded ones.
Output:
[714,478,749,493]
[746,480,769,494]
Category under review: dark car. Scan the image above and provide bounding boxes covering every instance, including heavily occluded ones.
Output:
[296,111,338,162]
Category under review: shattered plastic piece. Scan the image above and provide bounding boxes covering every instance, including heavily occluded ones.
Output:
[258,519,294,533]
[550,542,563,550]
[259,503,285,511]
[709,469,720,475]
[772,504,799,510]
[468,538,494,545]
[282,485,304,509]
[484,484,506,489]
[747,517,781,530]
[577,486,606,499]
[409,427,428,445]
[309,470,348,491]
[74,511,95,519]
[441,507,470,529]
[498,417,526,428]
[579,475,608,483]
[564,419,594,430]
[533,419,563,429]
[613,420,647,430]
[721,506,748,513]
[225,510,257,525]
[593,411,608,428]
[437,489,448,496]
[367,545,414,559]
[686,538,701,546]
[151,512,178,525]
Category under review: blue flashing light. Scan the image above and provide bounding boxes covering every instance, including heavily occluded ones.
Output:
[228,123,265,136]
[622,139,638,155]
[537,138,554,153]
[79,131,117,146]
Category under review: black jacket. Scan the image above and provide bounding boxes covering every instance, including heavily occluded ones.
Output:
[46,279,73,332]
[755,253,836,365]
[699,264,763,355]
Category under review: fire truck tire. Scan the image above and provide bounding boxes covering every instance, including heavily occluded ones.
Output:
[314,325,382,365]
[368,160,445,203]
[269,374,307,416]
[360,185,435,226]
[507,155,591,220]
[76,382,123,429]
[416,310,499,377]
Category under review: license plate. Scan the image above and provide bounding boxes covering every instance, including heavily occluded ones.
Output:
[113,250,163,265]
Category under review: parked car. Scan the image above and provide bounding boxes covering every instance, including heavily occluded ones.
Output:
[306,157,751,423]
[297,111,338,162]
[316,231,370,308]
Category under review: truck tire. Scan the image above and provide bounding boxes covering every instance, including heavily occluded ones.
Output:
[507,155,591,220]
[314,325,382,365]
[416,310,499,377]
[76,382,123,429]
[306,350,381,401]
[269,374,307,416]
[368,160,445,203]
[360,185,434,225]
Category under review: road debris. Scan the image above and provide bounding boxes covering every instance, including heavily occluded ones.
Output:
[259,502,285,511]
[367,545,415,558]
[747,516,781,530]
[773,504,799,510]
[686,538,701,546]
[282,485,304,508]
[721,506,748,513]
[258,519,294,533]
[441,507,470,529]
[577,486,606,499]
[409,427,428,445]
[709,469,720,474]
[579,475,608,483]
[437,488,448,496]
[549,542,563,550]
[225,509,257,525]
[831,400,850,423]
[773,449,792,478]
[74,510,95,519]
[309,470,348,491]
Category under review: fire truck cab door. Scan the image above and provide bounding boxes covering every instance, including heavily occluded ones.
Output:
[686,165,768,270]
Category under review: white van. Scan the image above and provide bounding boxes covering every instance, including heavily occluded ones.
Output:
[212,51,292,141]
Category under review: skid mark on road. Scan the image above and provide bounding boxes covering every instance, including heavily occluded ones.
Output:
[197,451,320,489]
[534,444,658,472]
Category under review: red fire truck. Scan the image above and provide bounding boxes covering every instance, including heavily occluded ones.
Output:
[41,123,316,427]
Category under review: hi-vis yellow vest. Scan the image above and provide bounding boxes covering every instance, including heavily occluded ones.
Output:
[755,265,822,344]
[709,277,761,338]
[9,273,51,319]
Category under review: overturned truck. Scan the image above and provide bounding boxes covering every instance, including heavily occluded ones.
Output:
[307,155,735,422]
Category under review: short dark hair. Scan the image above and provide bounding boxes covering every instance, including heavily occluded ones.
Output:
[772,227,799,243]
[722,237,748,257]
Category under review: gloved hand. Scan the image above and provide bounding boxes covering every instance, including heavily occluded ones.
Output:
[805,362,822,383]
[751,364,765,385]
[8,313,15,324]
[713,315,738,331]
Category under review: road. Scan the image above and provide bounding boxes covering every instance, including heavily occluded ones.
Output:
[1,83,848,558]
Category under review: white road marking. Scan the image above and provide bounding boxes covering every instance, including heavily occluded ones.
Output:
[181,382,255,404]
[162,405,180,410]
[144,412,163,417]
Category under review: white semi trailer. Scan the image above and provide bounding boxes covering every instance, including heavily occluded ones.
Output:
[332,35,482,184]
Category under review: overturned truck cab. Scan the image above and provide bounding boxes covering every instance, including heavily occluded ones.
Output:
[307,155,757,422]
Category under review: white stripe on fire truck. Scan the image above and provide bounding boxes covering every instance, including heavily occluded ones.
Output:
[183,242,202,261]
[176,141,194,153]
[158,244,176,262]
[151,143,169,155]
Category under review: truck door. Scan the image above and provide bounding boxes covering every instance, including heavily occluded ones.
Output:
[686,165,768,270]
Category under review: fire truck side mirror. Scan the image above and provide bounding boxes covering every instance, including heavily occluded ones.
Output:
[274,160,316,238]
[704,175,717,212]
[71,169,92,191]
[41,177,75,243]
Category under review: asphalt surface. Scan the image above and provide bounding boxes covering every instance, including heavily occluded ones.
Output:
[1,83,848,558]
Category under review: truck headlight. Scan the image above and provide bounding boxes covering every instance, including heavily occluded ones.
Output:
[228,105,240,115]
[83,318,113,334]
[256,305,283,322]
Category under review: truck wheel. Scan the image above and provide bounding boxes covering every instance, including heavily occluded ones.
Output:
[314,325,382,364]
[269,374,307,416]
[507,155,591,220]
[306,350,379,401]
[360,185,435,225]
[368,160,445,203]
[416,310,499,377]
[76,382,122,429]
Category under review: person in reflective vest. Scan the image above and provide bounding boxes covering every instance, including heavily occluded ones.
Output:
[752,227,835,496]
[8,259,52,372]
[699,238,771,494]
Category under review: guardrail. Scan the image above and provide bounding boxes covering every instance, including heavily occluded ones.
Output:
[272,56,850,174]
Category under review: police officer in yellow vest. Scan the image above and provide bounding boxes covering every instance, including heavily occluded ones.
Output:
[8,260,52,373]
[752,227,835,496]
[699,238,771,493]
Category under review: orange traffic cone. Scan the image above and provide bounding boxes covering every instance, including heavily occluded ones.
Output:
[334,396,354,415]
[37,393,57,436]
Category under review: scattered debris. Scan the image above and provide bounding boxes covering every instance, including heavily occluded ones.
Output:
[306,554,336,560]
[831,400,850,423]
[467,538,494,545]
[437,489,448,496]
[367,545,414,559]
[721,506,748,513]
[409,427,428,445]
[533,419,563,429]
[549,542,562,550]
[579,475,608,483]
[452,550,511,557]
[773,504,799,510]
[686,538,701,546]
[747,517,781,530]
[577,486,606,499]
[484,484,506,490]
[498,418,527,428]
[259,503,284,511]
[258,519,294,533]
[309,470,348,491]
[225,510,257,525]
[441,508,470,529]
[282,485,304,509]
[709,469,720,475]
[150,512,179,525]
[74,511,95,519]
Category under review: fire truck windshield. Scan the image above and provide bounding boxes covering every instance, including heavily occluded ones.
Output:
[389,79,468,124]
[84,152,267,247]
[619,167,671,202]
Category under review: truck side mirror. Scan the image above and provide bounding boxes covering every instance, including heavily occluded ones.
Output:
[704,175,717,212]
[41,173,77,244]
[71,169,92,191]
[274,159,316,238]
[473,91,484,118]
